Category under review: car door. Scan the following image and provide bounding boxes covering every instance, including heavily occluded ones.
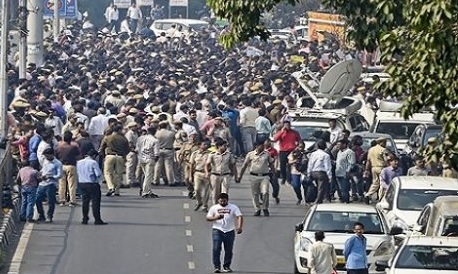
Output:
[414,205,432,235]
[380,182,397,227]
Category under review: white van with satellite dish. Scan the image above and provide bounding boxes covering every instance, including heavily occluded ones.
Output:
[282,59,369,147]
[149,19,209,37]
[370,101,436,151]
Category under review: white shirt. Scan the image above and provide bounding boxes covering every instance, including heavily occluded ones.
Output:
[207,203,242,233]
[307,149,332,180]
[127,6,142,20]
[329,127,342,144]
[44,117,64,137]
[255,116,272,134]
[136,135,159,163]
[182,123,197,136]
[308,241,337,274]
[104,6,113,22]
[108,8,119,21]
[88,114,109,136]
[120,19,131,34]
[37,141,52,167]
[239,106,258,128]
[335,148,356,177]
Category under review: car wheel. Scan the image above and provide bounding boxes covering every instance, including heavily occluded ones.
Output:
[294,261,300,274]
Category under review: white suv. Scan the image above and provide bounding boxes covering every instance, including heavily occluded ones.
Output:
[376,176,458,232]
[375,236,458,273]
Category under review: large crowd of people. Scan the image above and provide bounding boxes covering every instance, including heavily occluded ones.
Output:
[7,7,455,227]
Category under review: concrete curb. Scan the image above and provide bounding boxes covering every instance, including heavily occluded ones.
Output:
[0,195,20,266]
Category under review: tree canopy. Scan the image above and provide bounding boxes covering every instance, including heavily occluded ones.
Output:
[211,0,458,165]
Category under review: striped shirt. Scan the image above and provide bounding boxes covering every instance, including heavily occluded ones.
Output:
[335,148,356,177]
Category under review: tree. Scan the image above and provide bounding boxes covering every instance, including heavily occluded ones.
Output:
[207,0,318,48]
[211,0,458,166]
[323,0,458,166]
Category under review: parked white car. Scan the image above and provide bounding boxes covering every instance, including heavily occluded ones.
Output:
[377,176,458,232]
[294,204,401,274]
[375,236,458,273]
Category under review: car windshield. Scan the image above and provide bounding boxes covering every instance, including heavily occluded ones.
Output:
[292,126,327,141]
[376,122,421,139]
[422,128,442,146]
[395,245,458,270]
[442,217,458,236]
[359,137,397,153]
[307,211,384,234]
[397,189,458,211]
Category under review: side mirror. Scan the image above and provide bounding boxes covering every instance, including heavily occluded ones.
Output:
[295,223,304,232]
[375,260,389,272]
[389,226,404,235]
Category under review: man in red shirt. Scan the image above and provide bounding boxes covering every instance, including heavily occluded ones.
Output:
[272,121,302,185]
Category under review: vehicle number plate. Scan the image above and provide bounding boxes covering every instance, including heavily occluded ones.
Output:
[337,257,346,264]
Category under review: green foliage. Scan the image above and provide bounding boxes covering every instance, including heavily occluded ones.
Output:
[207,0,319,48]
[325,0,458,165]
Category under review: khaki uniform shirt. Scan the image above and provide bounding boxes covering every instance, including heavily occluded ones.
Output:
[190,149,210,172]
[206,150,235,174]
[102,133,129,157]
[244,150,274,174]
[179,143,199,162]
[155,128,175,149]
[173,129,187,149]
[367,144,386,168]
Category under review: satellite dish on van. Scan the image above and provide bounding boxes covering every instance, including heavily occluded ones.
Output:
[319,59,362,102]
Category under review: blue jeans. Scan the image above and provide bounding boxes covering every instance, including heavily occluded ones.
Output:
[291,174,306,201]
[36,184,57,220]
[336,176,350,203]
[212,229,235,269]
[20,186,37,220]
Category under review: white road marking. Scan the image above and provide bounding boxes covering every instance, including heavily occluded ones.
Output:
[7,223,34,274]
[182,191,188,196]
[185,216,191,223]
[188,261,195,270]
[183,203,189,209]
[187,245,194,252]
[185,230,192,236]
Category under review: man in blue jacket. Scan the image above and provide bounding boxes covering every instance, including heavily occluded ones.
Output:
[343,222,368,274]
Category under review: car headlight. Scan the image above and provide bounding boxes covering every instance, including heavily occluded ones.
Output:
[300,237,312,252]
[392,218,409,232]
[373,241,395,257]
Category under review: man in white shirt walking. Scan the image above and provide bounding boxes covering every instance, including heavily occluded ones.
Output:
[239,99,258,154]
[308,231,337,274]
[206,193,243,273]
[88,107,109,150]
[335,139,356,203]
[307,140,332,204]
[254,109,272,144]
[127,2,142,33]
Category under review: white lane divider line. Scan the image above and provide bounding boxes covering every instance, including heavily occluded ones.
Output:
[182,191,188,197]
[183,203,189,209]
[7,222,34,274]
[187,245,194,252]
[185,230,192,236]
[188,261,196,270]
[185,216,191,223]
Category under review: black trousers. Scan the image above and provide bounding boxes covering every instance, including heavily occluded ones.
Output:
[279,151,292,182]
[80,183,102,222]
[312,171,330,204]
[347,269,368,274]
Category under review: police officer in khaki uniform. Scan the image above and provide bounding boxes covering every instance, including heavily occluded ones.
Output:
[205,138,237,205]
[154,121,176,186]
[237,140,275,216]
[124,122,139,187]
[190,139,212,212]
[364,137,388,204]
[178,132,200,198]
[100,124,130,196]
[173,120,187,185]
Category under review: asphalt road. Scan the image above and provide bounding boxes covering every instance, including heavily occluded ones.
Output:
[6,178,307,274]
